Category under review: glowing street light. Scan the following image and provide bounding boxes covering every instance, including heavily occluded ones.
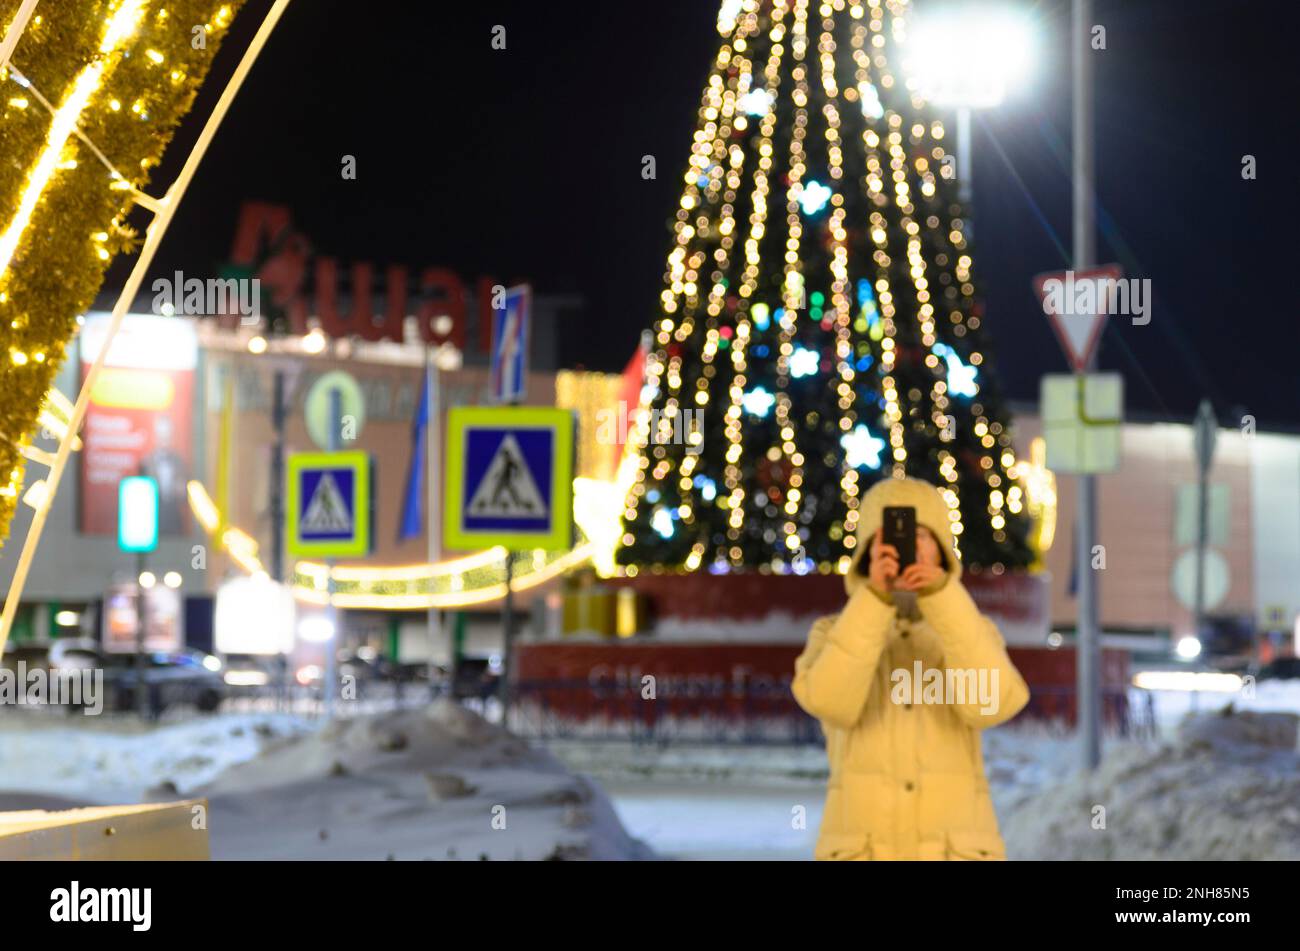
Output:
[903,7,1036,109]
[298,614,335,644]
[902,6,1037,208]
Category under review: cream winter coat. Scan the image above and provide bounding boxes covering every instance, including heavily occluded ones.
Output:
[792,477,1030,860]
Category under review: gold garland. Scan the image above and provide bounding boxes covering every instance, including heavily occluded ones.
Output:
[0,0,245,547]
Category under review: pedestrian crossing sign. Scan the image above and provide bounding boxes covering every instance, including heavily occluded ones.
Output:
[445,407,574,551]
[287,451,372,557]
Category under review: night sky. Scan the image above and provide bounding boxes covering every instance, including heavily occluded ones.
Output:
[117,0,1296,429]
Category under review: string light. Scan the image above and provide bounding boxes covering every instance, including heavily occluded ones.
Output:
[187,474,602,609]
[0,1,244,548]
[0,0,147,283]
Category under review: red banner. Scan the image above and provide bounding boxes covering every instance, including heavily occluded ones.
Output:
[513,641,1130,728]
[611,569,1051,644]
[514,642,799,721]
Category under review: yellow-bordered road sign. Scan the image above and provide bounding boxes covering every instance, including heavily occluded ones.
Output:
[445,407,574,551]
[287,451,372,558]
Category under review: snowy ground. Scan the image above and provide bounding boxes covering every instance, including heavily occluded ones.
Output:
[2,680,1298,860]
[544,682,1300,860]
[0,701,653,860]
[0,709,312,802]
[545,741,829,860]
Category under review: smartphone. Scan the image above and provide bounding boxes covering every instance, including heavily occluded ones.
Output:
[881,506,916,570]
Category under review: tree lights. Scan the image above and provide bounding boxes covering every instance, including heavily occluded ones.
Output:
[620,0,1033,574]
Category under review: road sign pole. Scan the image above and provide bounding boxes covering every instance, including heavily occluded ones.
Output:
[1193,400,1217,655]
[324,387,342,720]
[426,347,444,700]
[270,370,287,584]
[119,472,159,718]
[443,406,574,726]
[1194,454,1207,650]
[501,552,514,726]
[270,369,288,712]
[956,105,973,215]
[1073,0,1101,771]
[136,548,148,718]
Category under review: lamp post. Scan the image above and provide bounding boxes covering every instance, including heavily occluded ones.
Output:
[118,475,159,718]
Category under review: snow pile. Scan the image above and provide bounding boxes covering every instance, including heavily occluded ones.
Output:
[1137,679,1300,738]
[1000,706,1300,860]
[983,720,1095,809]
[0,711,310,803]
[198,699,655,860]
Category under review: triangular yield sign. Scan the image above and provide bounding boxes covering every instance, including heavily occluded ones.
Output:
[467,433,547,518]
[1033,264,1123,373]
[301,472,353,533]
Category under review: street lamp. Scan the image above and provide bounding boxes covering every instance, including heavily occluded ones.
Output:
[902,5,1037,206]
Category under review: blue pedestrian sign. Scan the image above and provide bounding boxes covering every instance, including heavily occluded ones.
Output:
[489,284,531,404]
[445,407,573,551]
[287,451,372,558]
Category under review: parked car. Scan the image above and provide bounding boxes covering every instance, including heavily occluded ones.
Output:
[1258,656,1300,681]
[221,653,283,695]
[338,647,400,684]
[48,640,225,716]
[0,640,55,674]
[450,657,500,702]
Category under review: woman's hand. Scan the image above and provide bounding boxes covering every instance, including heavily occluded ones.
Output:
[895,562,946,593]
[866,528,900,597]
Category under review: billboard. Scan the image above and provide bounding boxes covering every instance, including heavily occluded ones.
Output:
[214,576,296,655]
[79,313,197,536]
[103,583,184,654]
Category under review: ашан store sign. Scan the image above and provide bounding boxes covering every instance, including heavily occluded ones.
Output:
[220,201,509,350]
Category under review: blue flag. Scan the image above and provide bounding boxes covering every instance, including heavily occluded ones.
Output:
[398,367,430,541]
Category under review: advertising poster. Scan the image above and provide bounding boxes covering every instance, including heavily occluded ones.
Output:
[79,313,197,536]
[103,583,184,654]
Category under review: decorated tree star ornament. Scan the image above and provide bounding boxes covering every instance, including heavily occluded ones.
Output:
[798,180,833,215]
[842,424,887,470]
[742,386,776,417]
[738,87,775,116]
[789,346,820,378]
[934,342,979,398]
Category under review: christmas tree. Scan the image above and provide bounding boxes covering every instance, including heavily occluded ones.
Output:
[618,0,1033,574]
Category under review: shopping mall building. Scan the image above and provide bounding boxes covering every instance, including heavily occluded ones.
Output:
[0,269,586,662]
